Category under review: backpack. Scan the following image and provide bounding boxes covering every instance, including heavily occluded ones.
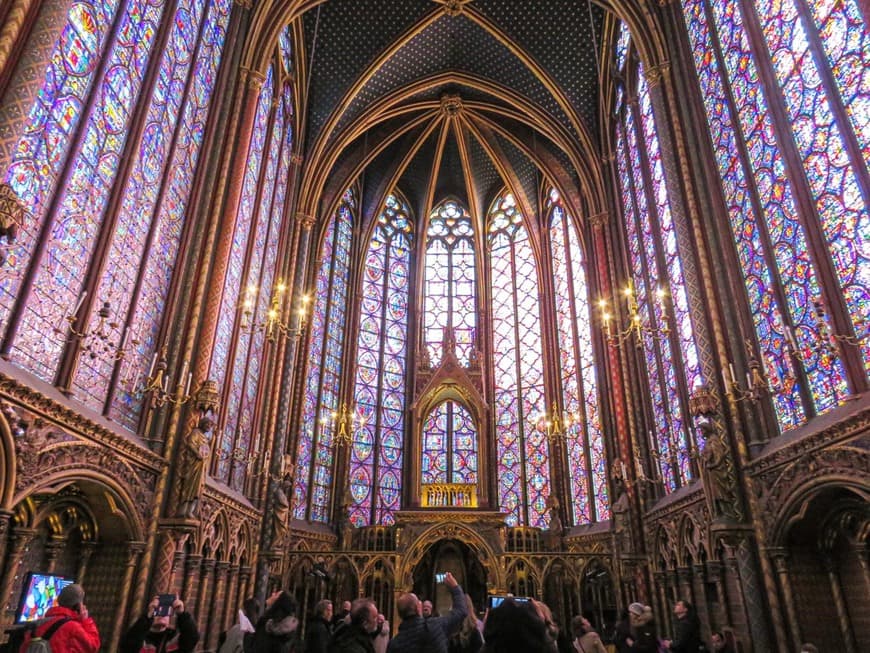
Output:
[23,618,71,653]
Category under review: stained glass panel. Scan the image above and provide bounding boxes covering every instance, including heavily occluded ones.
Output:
[489,193,548,526]
[350,194,412,526]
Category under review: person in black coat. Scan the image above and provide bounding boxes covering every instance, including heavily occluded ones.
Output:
[327,599,378,653]
[251,590,302,653]
[663,600,701,653]
[306,600,334,653]
[626,603,658,653]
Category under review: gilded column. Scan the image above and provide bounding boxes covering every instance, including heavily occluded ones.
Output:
[109,541,145,652]
[0,527,35,625]
[768,548,800,651]
[0,510,14,572]
[823,555,857,653]
[236,566,252,609]
[222,563,240,631]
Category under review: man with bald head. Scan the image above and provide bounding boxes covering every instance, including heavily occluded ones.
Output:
[387,572,466,653]
[421,600,433,618]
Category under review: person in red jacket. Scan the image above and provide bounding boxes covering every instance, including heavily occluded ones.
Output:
[19,583,101,653]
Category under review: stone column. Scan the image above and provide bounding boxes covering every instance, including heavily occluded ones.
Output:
[0,527,35,622]
[0,511,13,570]
[236,566,252,609]
[109,541,145,652]
[222,563,240,631]
[823,555,857,653]
[195,558,216,628]
[182,554,203,610]
[206,562,230,650]
[706,560,730,629]
[767,548,800,651]
[76,541,97,584]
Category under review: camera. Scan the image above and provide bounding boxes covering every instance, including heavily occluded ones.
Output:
[153,594,175,617]
[435,572,447,583]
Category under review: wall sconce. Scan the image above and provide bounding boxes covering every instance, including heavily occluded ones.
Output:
[599,284,669,348]
[811,298,867,355]
[0,183,24,266]
[240,281,310,342]
[143,346,193,408]
[721,339,782,404]
[534,402,582,444]
[321,403,366,448]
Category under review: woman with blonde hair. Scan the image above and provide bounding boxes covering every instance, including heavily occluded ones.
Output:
[448,594,483,653]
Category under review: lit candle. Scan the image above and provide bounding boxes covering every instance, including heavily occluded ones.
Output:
[184,371,192,396]
[728,363,736,386]
[620,460,627,479]
[120,326,130,350]
[72,290,87,315]
[179,359,189,383]
[148,352,158,377]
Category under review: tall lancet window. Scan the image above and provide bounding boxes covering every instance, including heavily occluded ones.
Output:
[681,0,867,428]
[349,193,413,526]
[209,29,296,491]
[547,189,608,523]
[294,189,355,522]
[421,401,478,484]
[423,200,476,366]
[488,192,549,527]
[614,44,703,493]
[0,0,230,429]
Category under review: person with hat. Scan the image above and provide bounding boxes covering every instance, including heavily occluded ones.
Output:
[625,603,657,653]
[18,583,101,653]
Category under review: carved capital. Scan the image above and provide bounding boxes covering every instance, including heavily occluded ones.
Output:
[290,153,304,166]
[644,62,670,87]
[241,67,266,92]
[296,212,315,229]
[588,211,609,228]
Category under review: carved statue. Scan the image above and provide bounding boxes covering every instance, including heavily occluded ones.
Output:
[544,494,563,550]
[272,486,291,545]
[611,477,632,553]
[176,417,211,518]
[335,499,353,550]
[699,427,739,521]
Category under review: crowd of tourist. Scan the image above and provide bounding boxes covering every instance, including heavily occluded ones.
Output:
[3,577,824,652]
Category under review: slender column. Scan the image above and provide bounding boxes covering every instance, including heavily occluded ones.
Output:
[855,544,870,595]
[676,567,693,604]
[222,563,240,629]
[0,511,13,571]
[170,545,187,595]
[109,541,145,652]
[0,0,35,78]
[734,538,777,652]
[182,554,204,610]
[823,555,857,653]
[206,561,230,650]
[195,558,216,628]
[254,215,314,605]
[76,541,97,582]
[0,527,34,623]
[706,561,730,629]
[236,566,252,608]
[767,548,800,651]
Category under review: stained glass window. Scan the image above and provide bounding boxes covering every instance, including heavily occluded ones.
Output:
[423,200,476,367]
[488,192,549,526]
[681,0,865,429]
[547,190,608,523]
[614,67,702,492]
[349,193,413,526]
[0,0,229,430]
[294,189,355,522]
[421,401,477,484]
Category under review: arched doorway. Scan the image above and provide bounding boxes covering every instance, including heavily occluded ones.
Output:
[580,559,617,633]
[411,539,488,617]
